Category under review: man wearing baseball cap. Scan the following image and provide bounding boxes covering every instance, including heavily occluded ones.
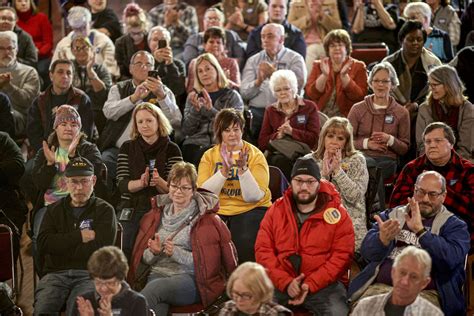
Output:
[35,156,117,315]
[255,157,354,315]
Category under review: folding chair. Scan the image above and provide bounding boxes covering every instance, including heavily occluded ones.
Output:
[268,166,289,203]
[0,224,19,300]
[351,43,389,67]
[115,222,123,250]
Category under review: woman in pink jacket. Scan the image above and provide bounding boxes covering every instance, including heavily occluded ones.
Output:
[348,61,410,208]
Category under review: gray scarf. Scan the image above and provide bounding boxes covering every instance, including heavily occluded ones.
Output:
[161,199,198,232]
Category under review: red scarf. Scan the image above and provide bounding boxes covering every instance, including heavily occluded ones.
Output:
[431,99,459,139]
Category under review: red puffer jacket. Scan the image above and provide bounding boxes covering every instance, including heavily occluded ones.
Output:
[128,189,238,307]
[255,180,354,294]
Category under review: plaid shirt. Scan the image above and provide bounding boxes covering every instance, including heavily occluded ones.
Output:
[390,150,474,248]
[219,300,292,315]
[352,292,443,316]
[149,2,198,50]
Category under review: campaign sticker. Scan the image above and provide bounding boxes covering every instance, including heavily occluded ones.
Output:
[297,115,307,124]
[323,208,341,224]
[384,114,394,124]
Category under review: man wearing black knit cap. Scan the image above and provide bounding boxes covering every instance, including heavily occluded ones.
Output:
[255,157,354,315]
[35,156,116,316]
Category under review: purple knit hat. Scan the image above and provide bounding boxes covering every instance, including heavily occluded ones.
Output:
[53,105,82,129]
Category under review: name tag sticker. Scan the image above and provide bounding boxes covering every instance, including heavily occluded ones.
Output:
[385,114,394,124]
[296,115,306,124]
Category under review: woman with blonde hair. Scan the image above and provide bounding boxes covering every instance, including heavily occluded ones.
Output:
[220,262,292,315]
[306,117,368,250]
[182,53,243,166]
[117,102,183,258]
[115,3,152,80]
[416,65,474,161]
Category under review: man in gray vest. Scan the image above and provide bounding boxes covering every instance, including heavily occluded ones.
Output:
[348,171,469,316]
[98,50,181,189]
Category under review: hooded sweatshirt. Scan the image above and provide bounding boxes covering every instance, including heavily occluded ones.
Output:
[348,95,410,159]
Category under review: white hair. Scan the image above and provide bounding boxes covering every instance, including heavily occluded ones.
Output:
[393,246,432,278]
[269,69,298,97]
[67,6,92,28]
[404,2,432,24]
[148,26,171,44]
[0,31,18,48]
[368,61,400,88]
[262,23,285,38]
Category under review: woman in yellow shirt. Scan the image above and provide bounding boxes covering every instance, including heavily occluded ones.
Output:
[197,108,271,262]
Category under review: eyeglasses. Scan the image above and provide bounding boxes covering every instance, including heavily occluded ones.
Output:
[72,45,89,52]
[428,82,443,89]
[169,184,193,192]
[414,187,444,199]
[423,138,447,146]
[372,79,391,85]
[133,61,154,69]
[292,178,318,187]
[231,290,253,301]
[68,178,93,187]
[94,278,120,288]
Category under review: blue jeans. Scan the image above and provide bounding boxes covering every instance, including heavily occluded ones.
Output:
[34,270,94,316]
[141,273,200,315]
[275,281,348,316]
[220,206,267,263]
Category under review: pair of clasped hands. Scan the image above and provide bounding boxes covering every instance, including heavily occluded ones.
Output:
[321,146,343,178]
[368,131,392,153]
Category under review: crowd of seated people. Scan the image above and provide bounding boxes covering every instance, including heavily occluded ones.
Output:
[0,0,473,315]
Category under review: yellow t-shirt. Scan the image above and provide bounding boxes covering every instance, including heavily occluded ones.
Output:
[197,141,272,216]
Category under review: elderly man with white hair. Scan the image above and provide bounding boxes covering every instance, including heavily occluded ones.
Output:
[241,23,306,142]
[352,246,443,315]
[52,6,119,78]
[403,2,453,63]
[0,30,40,135]
[147,26,186,101]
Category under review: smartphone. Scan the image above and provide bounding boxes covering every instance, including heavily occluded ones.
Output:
[158,39,167,49]
[148,159,156,186]
[148,70,160,78]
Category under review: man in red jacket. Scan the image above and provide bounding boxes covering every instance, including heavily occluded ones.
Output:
[255,157,354,315]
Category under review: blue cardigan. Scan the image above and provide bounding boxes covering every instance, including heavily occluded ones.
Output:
[348,206,470,316]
